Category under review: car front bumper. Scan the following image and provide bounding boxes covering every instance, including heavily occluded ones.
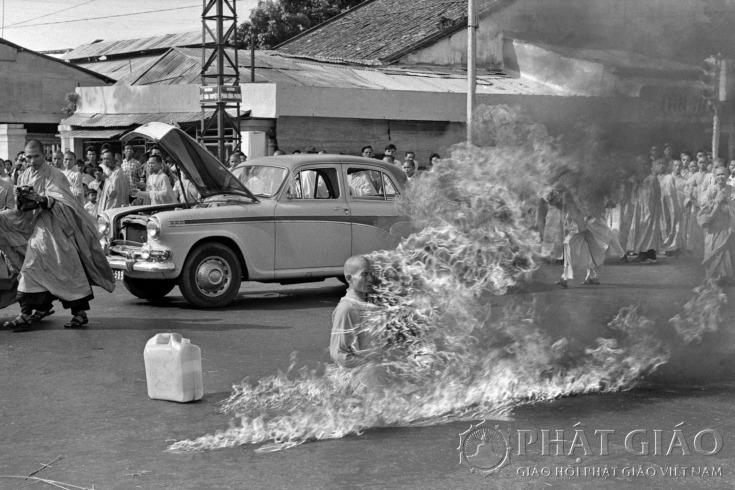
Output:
[107,255,177,272]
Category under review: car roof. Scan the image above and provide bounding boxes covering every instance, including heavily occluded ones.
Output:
[238,154,408,186]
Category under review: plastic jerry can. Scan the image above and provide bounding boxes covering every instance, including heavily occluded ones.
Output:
[144,333,204,402]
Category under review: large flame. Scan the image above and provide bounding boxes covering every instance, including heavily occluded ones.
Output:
[168,106,723,453]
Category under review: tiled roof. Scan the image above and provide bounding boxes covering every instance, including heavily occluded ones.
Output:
[62,31,202,62]
[276,0,479,65]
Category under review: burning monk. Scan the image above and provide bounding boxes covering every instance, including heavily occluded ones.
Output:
[330,255,388,391]
[698,166,735,284]
[556,190,624,288]
[0,140,115,331]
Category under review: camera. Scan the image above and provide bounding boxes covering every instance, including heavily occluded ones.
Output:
[16,185,40,211]
[16,185,33,198]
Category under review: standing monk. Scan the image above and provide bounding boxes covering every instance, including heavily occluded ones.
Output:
[556,190,624,287]
[698,167,735,283]
[656,158,681,255]
[96,149,130,212]
[625,156,662,259]
[1,140,115,330]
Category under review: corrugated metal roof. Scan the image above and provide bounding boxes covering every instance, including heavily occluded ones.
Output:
[61,112,208,127]
[63,31,202,61]
[125,47,567,95]
[60,129,128,139]
[76,56,160,82]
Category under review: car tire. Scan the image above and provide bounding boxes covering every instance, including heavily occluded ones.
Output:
[122,276,176,301]
[179,242,242,308]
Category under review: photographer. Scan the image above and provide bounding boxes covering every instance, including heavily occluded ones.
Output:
[1,140,115,331]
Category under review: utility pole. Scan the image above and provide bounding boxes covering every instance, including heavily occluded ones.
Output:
[466,0,476,145]
[200,0,241,163]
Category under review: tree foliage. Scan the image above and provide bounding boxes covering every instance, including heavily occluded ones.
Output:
[237,0,364,49]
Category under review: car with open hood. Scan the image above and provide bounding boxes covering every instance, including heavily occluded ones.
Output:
[99,122,411,307]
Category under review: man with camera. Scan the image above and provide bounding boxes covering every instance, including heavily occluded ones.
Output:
[0,140,115,331]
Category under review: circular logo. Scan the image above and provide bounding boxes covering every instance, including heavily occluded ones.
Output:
[458,422,510,475]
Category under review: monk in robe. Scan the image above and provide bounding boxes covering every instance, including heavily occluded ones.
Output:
[536,187,564,262]
[1,140,115,330]
[625,158,662,258]
[656,159,681,254]
[97,148,130,212]
[134,155,177,205]
[698,167,735,283]
[557,190,625,287]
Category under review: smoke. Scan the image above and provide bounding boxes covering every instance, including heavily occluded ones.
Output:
[167,105,730,454]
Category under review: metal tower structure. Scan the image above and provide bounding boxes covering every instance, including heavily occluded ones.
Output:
[200,0,241,162]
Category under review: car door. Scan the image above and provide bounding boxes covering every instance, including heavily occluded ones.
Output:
[274,164,352,273]
[345,165,411,255]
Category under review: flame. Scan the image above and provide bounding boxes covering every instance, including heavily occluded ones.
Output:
[168,106,720,453]
[669,281,727,344]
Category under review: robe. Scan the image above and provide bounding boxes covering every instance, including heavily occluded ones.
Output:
[138,172,176,205]
[8,163,115,301]
[330,295,378,368]
[97,167,130,212]
[62,166,85,205]
[625,174,662,253]
[561,194,624,280]
[536,197,564,260]
[699,184,735,281]
[658,173,681,252]
[0,178,14,210]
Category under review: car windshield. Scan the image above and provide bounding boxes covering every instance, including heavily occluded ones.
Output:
[231,164,288,198]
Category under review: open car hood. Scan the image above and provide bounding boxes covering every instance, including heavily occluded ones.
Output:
[122,122,255,200]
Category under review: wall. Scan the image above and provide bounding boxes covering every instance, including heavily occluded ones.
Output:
[400,0,735,67]
[0,43,108,124]
[77,84,201,114]
[276,116,464,159]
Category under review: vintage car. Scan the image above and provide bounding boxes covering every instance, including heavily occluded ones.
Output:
[99,122,411,308]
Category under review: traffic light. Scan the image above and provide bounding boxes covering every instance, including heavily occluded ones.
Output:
[700,55,721,106]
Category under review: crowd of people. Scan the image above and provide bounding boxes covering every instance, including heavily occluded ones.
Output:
[539,143,735,286]
[1,143,203,217]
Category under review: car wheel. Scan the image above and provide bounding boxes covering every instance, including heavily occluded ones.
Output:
[179,242,242,308]
[122,276,176,300]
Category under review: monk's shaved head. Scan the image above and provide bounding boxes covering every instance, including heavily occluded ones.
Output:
[25,139,44,152]
[344,255,370,276]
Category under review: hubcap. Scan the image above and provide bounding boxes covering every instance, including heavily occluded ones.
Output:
[195,256,231,297]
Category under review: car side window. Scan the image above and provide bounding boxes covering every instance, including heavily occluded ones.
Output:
[290,168,339,199]
[347,168,400,200]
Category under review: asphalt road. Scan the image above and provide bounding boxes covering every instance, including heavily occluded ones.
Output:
[0,259,734,489]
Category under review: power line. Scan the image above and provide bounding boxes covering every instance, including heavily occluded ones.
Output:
[2,5,200,29]
[4,0,98,28]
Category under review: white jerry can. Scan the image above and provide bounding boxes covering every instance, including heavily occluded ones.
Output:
[144,333,204,402]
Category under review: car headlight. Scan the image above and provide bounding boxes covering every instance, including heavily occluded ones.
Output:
[147,218,161,240]
[97,215,110,236]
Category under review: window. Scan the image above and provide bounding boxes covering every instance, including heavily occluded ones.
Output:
[347,168,400,200]
[289,168,339,199]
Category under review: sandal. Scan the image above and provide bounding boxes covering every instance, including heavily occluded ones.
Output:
[64,312,89,329]
[3,313,34,332]
[29,308,55,322]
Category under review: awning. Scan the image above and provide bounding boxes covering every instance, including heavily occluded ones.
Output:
[61,109,250,128]
[58,129,128,139]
